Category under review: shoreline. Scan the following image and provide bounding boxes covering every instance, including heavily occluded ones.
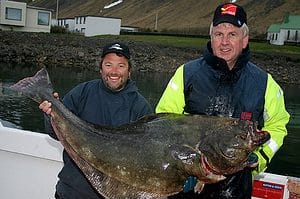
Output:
[0,31,299,84]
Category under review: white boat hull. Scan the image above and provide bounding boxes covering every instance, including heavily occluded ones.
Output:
[0,123,63,199]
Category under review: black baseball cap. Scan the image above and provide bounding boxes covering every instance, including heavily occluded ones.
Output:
[101,42,130,59]
[213,3,247,27]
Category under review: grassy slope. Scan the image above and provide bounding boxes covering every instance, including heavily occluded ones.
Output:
[27,0,300,37]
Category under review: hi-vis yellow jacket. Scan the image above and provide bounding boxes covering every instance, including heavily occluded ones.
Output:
[156,46,290,175]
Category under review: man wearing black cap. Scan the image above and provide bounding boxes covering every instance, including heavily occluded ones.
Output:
[156,2,289,199]
[39,41,153,199]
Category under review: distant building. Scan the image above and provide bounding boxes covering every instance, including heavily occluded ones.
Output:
[121,25,139,33]
[0,0,52,33]
[267,15,300,45]
[57,15,121,37]
[57,17,75,31]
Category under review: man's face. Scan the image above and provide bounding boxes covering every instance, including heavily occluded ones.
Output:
[100,53,130,91]
[211,23,249,70]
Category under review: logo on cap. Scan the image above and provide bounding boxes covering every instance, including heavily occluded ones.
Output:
[213,3,246,27]
[221,4,237,16]
[109,43,123,51]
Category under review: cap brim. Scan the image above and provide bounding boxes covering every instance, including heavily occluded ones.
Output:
[213,16,243,27]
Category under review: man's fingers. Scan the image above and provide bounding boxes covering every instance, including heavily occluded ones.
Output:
[45,108,52,115]
[39,101,52,115]
[38,92,58,115]
[39,101,48,109]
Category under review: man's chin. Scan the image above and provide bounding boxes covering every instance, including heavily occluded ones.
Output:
[107,83,125,91]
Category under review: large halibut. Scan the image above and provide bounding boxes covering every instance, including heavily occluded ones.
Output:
[10,68,270,198]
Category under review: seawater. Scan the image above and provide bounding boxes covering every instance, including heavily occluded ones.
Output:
[0,64,299,178]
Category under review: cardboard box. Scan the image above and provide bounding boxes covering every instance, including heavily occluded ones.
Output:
[252,173,289,199]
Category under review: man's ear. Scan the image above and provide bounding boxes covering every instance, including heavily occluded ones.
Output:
[243,35,249,49]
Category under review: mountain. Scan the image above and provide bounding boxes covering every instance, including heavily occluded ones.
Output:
[25,0,300,38]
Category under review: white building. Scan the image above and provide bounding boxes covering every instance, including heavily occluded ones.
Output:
[267,15,300,45]
[0,0,52,33]
[73,15,121,37]
[57,17,75,31]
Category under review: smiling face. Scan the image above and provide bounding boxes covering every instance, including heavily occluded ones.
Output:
[211,23,249,70]
[100,53,131,91]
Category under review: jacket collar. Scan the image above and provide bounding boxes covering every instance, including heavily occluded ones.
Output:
[204,41,250,71]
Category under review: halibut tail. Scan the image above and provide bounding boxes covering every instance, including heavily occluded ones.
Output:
[9,67,54,104]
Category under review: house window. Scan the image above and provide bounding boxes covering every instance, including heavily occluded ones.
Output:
[5,7,22,21]
[287,30,290,40]
[83,17,86,24]
[295,31,298,41]
[38,11,50,26]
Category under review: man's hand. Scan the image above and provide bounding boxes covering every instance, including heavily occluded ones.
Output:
[38,92,59,115]
[247,153,258,168]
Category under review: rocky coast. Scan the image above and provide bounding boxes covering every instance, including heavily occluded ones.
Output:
[0,31,299,84]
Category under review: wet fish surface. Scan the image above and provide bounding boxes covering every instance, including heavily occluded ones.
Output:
[9,68,270,199]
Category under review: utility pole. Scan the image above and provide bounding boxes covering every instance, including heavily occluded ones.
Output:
[56,0,59,20]
[155,11,158,31]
